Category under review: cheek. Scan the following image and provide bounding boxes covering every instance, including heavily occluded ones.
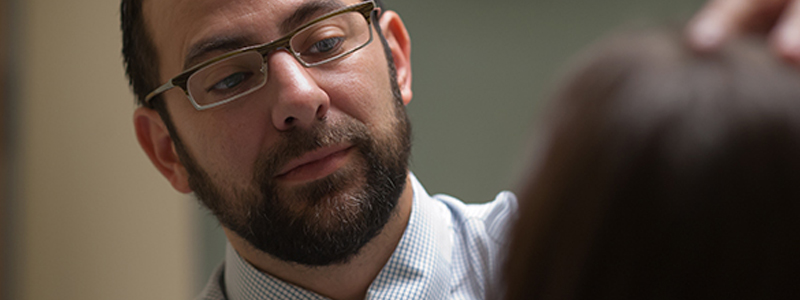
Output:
[317,48,396,127]
[168,97,274,184]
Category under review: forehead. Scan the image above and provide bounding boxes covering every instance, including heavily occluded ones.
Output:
[143,0,360,79]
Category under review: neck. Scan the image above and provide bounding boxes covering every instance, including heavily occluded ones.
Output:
[224,176,414,300]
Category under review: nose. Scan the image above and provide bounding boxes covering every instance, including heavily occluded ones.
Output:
[266,50,330,131]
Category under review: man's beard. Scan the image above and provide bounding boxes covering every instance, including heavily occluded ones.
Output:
[172,84,412,266]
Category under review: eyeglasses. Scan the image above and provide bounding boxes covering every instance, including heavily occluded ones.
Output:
[144,0,376,111]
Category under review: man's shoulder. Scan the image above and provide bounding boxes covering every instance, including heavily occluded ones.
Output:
[194,262,227,300]
[410,173,517,242]
[433,191,517,233]
[427,191,518,298]
[426,190,518,252]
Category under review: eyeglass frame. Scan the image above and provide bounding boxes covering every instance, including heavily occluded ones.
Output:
[143,0,378,111]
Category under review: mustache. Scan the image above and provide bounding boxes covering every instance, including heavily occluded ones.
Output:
[255,117,371,179]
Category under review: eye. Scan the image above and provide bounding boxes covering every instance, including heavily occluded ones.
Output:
[208,71,252,93]
[306,37,344,55]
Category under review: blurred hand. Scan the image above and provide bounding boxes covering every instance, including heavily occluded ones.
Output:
[687,0,800,64]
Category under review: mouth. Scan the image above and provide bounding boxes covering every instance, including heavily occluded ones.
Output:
[274,144,355,183]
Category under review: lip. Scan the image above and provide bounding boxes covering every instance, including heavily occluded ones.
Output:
[274,144,354,182]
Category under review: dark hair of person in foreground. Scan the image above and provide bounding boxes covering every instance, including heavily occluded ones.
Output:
[503,28,800,300]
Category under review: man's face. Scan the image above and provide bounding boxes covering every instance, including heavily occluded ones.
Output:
[143,0,412,265]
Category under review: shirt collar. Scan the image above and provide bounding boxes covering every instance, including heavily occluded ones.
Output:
[366,172,454,299]
[224,242,328,300]
[223,172,454,300]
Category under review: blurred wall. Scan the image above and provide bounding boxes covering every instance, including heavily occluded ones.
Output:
[5,0,706,299]
[0,0,8,297]
[8,0,195,299]
[399,0,705,202]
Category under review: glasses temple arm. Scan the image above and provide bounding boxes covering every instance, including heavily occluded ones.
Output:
[144,81,177,103]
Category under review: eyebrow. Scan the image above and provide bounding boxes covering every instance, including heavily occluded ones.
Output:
[280,0,347,34]
[182,0,348,70]
[183,36,254,70]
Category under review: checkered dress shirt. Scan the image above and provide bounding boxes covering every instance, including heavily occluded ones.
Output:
[195,173,517,300]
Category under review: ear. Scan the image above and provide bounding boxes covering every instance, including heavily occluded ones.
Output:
[379,10,413,105]
[133,107,192,193]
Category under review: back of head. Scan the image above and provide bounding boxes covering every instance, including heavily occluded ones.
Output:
[504,28,800,300]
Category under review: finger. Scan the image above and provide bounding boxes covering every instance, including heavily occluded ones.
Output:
[772,0,800,64]
[687,0,758,52]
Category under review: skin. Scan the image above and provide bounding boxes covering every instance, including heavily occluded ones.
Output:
[132,0,415,298]
[688,0,800,65]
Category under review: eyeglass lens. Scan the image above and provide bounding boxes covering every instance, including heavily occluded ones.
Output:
[186,10,371,108]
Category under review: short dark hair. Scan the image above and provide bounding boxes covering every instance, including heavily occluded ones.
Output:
[504,28,800,299]
[120,0,159,108]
